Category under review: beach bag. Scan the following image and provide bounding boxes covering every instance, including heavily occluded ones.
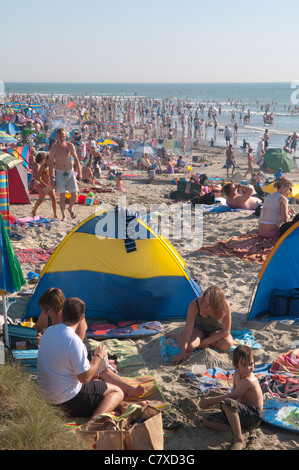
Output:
[268,288,299,318]
[7,324,38,349]
[279,213,299,237]
[95,405,163,451]
[191,193,216,206]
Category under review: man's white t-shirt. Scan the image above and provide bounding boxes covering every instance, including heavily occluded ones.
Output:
[37,324,90,404]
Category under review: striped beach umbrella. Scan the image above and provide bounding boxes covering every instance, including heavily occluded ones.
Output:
[0,151,23,171]
[0,131,18,144]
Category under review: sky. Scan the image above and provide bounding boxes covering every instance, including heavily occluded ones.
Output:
[1,0,299,83]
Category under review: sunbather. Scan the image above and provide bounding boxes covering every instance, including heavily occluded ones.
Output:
[223,182,262,210]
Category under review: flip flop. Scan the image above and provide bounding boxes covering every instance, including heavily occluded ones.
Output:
[68,208,76,219]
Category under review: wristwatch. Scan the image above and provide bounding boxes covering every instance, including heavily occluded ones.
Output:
[94,353,104,360]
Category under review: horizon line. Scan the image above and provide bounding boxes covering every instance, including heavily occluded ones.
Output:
[3,81,292,85]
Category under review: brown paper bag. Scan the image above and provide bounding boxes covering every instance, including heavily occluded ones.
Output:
[123,405,164,450]
[96,429,126,450]
[82,405,163,451]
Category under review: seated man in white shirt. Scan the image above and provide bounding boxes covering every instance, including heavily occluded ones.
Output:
[37,297,124,429]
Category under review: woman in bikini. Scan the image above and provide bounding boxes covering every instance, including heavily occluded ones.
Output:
[259,177,295,238]
[167,285,233,364]
[32,155,58,219]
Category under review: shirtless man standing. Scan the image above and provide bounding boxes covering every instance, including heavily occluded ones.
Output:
[223,183,262,210]
[49,128,82,220]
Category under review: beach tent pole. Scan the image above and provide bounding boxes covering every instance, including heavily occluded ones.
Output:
[1,289,9,348]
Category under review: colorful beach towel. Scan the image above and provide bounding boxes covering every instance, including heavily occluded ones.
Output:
[13,215,57,227]
[87,320,162,340]
[180,369,233,395]
[89,338,148,377]
[259,373,299,399]
[270,349,299,376]
[15,248,55,264]
[197,233,278,264]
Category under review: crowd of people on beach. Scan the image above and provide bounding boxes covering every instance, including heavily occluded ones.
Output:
[1,93,299,450]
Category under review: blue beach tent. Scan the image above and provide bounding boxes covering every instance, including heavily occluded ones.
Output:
[248,221,299,321]
[0,122,21,135]
[24,208,201,321]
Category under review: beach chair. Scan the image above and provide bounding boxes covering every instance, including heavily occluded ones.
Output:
[6,324,38,350]
[6,325,38,374]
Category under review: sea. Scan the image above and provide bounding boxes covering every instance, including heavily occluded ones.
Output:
[4,82,299,152]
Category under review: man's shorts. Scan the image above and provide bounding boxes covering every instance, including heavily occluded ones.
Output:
[205,398,262,431]
[55,169,78,194]
[57,379,108,418]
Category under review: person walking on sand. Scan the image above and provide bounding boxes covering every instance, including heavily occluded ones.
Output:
[32,154,58,219]
[200,345,263,450]
[263,129,270,150]
[244,147,255,179]
[49,128,82,221]
[225,144,236,177]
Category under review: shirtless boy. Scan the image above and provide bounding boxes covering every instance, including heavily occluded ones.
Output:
[49,128,82,220]
[223,182,261,210]
[200,345,263,450]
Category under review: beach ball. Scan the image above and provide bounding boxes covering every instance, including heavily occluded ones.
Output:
[88,192,94,198]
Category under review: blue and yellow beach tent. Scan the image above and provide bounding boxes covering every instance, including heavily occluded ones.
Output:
[25,208,201,321]
[248,221,299,321]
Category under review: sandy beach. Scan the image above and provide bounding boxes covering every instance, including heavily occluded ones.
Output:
[6,138,299,451]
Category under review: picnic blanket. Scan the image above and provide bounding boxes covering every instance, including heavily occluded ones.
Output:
[197,233,278,264]
[15,248,54,264]
[159,329,260,362]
